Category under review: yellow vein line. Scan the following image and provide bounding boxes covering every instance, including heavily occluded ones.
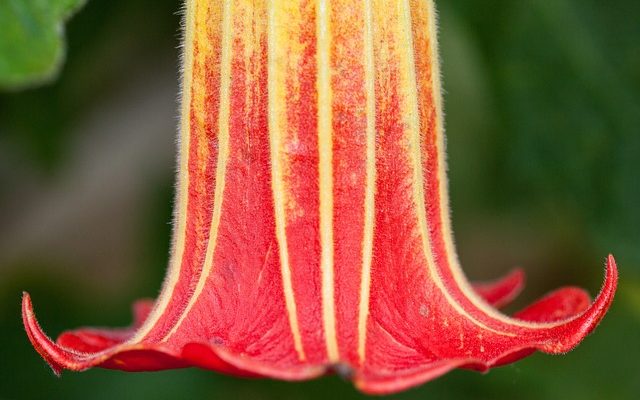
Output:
[357,0,376,365]
[316,0,339,363]
[267,0,306,361]
[126,0,198,344]
[421,0,565,330]
[162,0,233,342]
[398,0,513,337]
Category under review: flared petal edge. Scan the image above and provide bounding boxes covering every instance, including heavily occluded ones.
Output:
[354,255,618,395]
[22,256,616,394]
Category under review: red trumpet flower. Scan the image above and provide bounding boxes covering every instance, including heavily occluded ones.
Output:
[23,0,617,394]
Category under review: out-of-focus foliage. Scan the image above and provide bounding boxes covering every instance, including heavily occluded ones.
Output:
[0,0,86,89]
[446,0,640,266]
[1,0,638,399]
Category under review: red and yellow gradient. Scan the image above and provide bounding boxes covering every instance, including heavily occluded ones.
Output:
[22,0,617,394]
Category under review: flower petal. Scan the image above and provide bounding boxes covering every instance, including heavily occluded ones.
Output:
[354,256,617,394]
[472,268,525,308]
[52,269,524,358]
[22,0,617,394]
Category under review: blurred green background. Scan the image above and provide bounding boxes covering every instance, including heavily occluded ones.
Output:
[1,0,639,399]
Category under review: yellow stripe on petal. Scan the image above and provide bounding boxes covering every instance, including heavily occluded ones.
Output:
[316,0,339,363]
[127,0,201,344]
[162,0,234,342]
[267,0,306,362]
[357,0,377,365]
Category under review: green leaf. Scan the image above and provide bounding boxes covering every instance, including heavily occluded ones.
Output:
[0,0,86,89]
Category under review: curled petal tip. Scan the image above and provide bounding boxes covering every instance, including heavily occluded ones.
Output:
[473,268,526,308]
[580,254,618,333]
[22,292,69,375]
[535,254,618,354]
[590,254,618,328]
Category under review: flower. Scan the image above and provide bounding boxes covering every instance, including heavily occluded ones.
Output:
[22,0,617,394]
